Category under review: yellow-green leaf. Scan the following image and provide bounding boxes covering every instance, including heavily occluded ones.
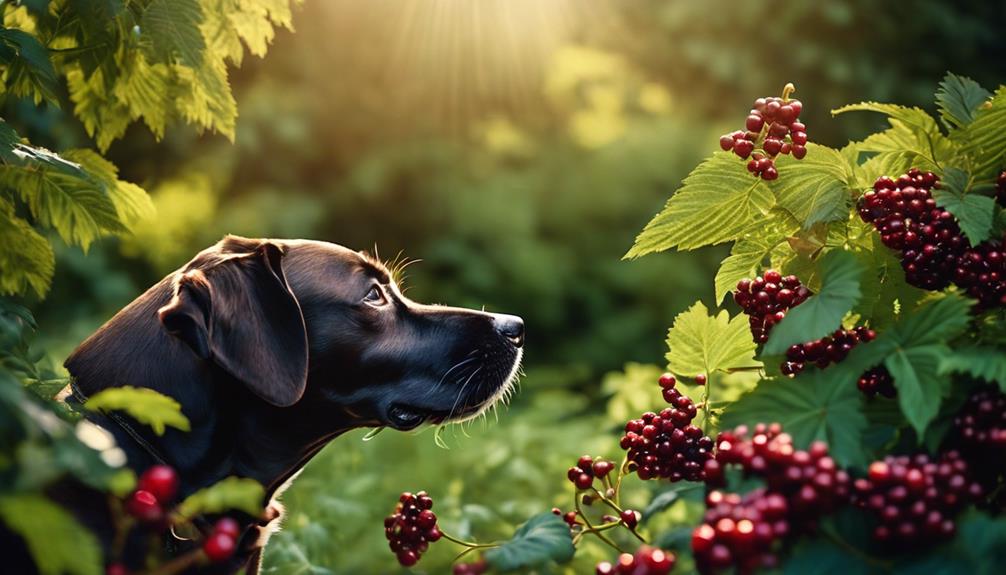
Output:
[85,386,190,435]
[665,301,760,377]
[177,476,265,519]
[0,494,102,575]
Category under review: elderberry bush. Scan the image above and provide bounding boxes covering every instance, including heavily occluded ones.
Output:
[719,90,808,180]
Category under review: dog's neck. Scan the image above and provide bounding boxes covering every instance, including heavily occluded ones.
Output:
[66,278,357,499]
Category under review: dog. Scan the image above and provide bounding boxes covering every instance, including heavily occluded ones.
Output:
[59,235,524,573]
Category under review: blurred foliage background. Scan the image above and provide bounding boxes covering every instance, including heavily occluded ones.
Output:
[8,0,1004,572]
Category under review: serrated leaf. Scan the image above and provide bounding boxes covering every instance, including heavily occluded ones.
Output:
[61,149,154,229]
[177,476,265,519]
[625,152,774,257]
[0,494,102,575]
[771,144,855,228]
[0,27,59,106]
[85,386,190,435]
[764,250,862,355]
[939,347,1006,392]
[714,232,789,305]
[641,483,701,523]
[932,188,994,246]
[0,205,54,298]
[665,301,761,377]
[141,0,205,67]
[484,512,575,572]
[954,87,1006,179]
[824,295,974,437]
[936,73,992,129]
[885,345,950,437]
[835,102,954,173]
[720,371,868,467]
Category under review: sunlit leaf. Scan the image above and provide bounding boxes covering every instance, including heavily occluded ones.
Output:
[939,347,1006,393]
[177,476,265,519]
[771,143,855,228]
[625,152,775,257]
[953,87,1006,179]
[85,385,190,435]
[665,301,760,377]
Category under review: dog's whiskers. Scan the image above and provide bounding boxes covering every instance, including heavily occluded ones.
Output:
[424,353,480,399]
[447,366,482,421]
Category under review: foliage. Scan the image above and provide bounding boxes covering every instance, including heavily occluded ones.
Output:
[177,477,266,519]
[482,512,575,572]
[0,493,102,575]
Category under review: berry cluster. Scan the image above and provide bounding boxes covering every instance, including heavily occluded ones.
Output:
[596,545,676,575]
[860,168,1006,307]
[125,464,180,526]
[852,451,983,547]
[719,94,808,180]
[203,518,241,563]
[620,374,713,481]
[733,271,811,344]
[691,489,788,574]
[384,491,442,566]
[857,366,896,398]
[567,455,616,490]
[948,388,1006,488]
[708,424,850,522]
[781,326,876,376]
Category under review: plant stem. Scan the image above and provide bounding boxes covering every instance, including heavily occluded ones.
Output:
[439,530,500,550]
[575,490,626,553]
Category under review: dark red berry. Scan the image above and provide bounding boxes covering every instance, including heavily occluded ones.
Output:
[213,517,242,539]
[385,491,441,566]
[620,509,639,529]
[203,531,237,562]
[126,490,163,523]
[137,465,179,503]
[695,374,707,386]
[106,565,129,575]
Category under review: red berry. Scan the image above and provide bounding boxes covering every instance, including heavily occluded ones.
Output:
[213,517,242,539]
[203,531,237,562]
[137,465,179,503]
[106,565,129,575]
[695,374,707,386]
[658,373,676,388]
[620,509,639,529]
[397,550,419,567]
[126,490,163,523]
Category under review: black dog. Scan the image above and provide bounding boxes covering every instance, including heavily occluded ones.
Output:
[61,235,524,573]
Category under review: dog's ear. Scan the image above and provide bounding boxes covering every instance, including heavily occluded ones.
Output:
[158,242,309,407]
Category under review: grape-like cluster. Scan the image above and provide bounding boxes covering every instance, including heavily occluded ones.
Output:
[781,326,877,376]
[567,455,616,490]
[384,491,442,566]
[858,169,961,290]
[708,424,850,522]
[126,464,180,526]
[947,388,1006,489]
[203,518,241,563]
[852,451,983,547]
[733,270,811,344]
[691,489,788,574]
[596,545,676,575]
[857,366,896,398]
[860,168,1006,307]
[620,374,713,481]
[719,95,808,180]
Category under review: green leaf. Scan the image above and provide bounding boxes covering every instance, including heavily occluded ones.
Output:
[484,512,575,572]
[665,301,761,377]
[0,494,102,575]
[0,27,59,106]
[641,483,701,523]
[784,539,871,575]
[834,102,954,173]
[825,295,974,437]
[954,87,1006,179]
[771,144,855,228]
[764,250,862,355]
[625,152,774,257]
[141,0,206,67]
[885,345,951,437]
[939,347,1006,392]
[931,167,994,246]
[61,149,154,229]
[177,476,265,519]
[719,371,868,468]
[936,73,992,129]
[714,232,789,305]
[0,205,55,298]
[85,386,190,435]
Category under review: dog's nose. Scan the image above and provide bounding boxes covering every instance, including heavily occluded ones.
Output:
[493,314,524,348]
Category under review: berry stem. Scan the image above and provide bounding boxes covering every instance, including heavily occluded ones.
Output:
[438,530,500,550]
[574,490,626,553]
[701,376,712,435]
[782,82,796,101]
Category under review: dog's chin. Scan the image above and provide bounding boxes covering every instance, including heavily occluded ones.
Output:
[385,348,523,431]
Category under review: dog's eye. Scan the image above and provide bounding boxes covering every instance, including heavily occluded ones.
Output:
[363,285,387,306]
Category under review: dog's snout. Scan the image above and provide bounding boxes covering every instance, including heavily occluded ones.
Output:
[492,314,524,348]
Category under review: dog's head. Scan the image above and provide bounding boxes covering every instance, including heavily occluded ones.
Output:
[154,236,523,431]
